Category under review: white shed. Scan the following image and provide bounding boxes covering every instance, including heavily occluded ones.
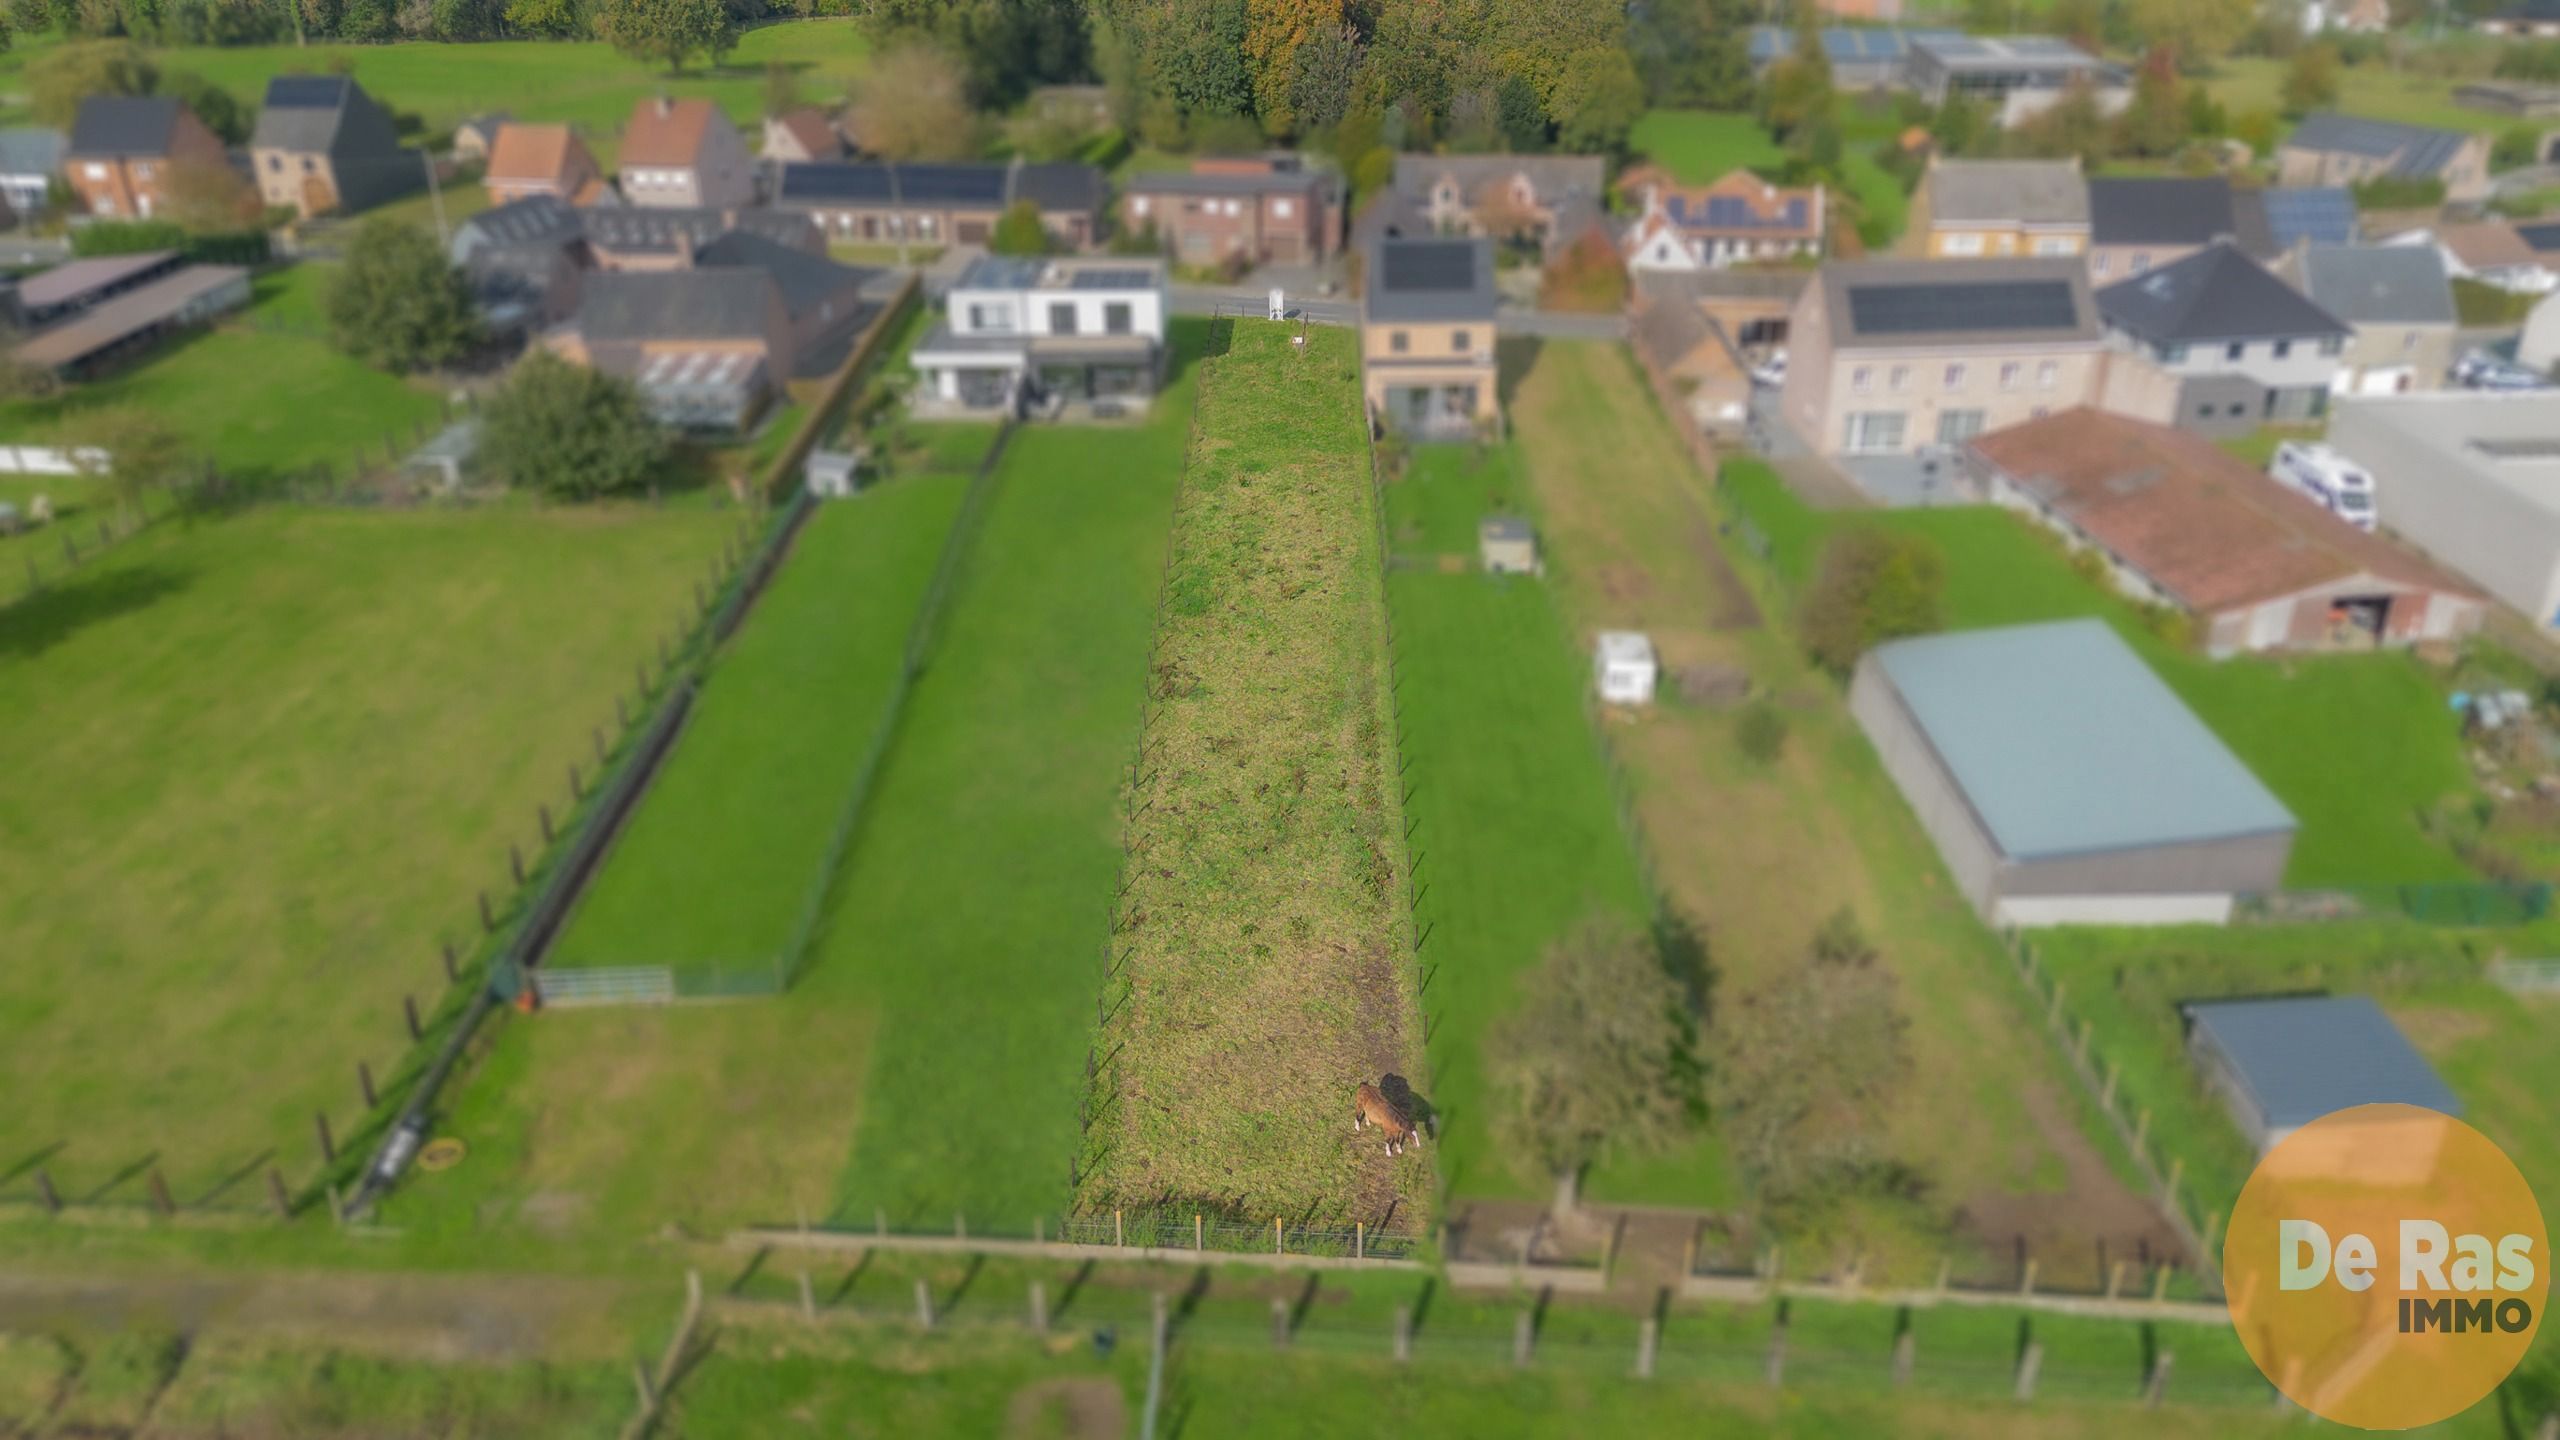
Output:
[805,446,866,499]
[1594,630,1658,706]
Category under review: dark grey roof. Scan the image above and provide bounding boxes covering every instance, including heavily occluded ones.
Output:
[253,75,361,153]
[1869,618,2294,861]
[2185,994,2462,1131]
[67,96,183,157]
[583,206,817,255]
[575,269,777,343]
[2286,112,2472,181]
[1924,159,2088,228]
[1747,25,1942,65]
[1818,256,2098,348]
[2497,0,2560,18]
[1013,161,1105,213]
[2519,221,2560,256]
[1364,236,1495,323]
[2298,245,2455,327]
[0,127,64,178]
[694,229,865,321]
[2256,187,2359,251]
[454,194,584,254]
[1122,165,1338,202]
[773,160,1103,213]
[2087,177,2237,246]
[2097,242,2352,344]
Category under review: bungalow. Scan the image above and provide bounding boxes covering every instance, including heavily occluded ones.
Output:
[63,96,228,220]
[1358,154,1607,260]
[1621,168,1824,271]
[1779,256,2105,457]
[483,122,602,206]
[251,75,424,220]
[1968,408,2484,654]
[2277,112,2492,206]
[2086,176,2239,282]
[909,255,1167,419]
[2275,243,2457,396]
[1902,157,2087,260]
[0,129,63,219]
[1117,155,1343,267]
[775,159,1107,250]
[1362,235,1499,438]
[617,96,754,211]
[761,108,844,165]
[2093,242,2352,435]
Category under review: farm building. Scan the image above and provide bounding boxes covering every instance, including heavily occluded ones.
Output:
[2181,995,2462,1173]
[2327,394,2560,629]
[1967,409,2484,655]
[1850,618,2295,927]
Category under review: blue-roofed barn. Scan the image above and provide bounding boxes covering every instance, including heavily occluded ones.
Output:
[2181,994,2462,1158]
[1849,618,2295,926]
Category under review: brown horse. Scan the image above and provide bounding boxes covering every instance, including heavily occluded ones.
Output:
[1353,1082,1419,1156]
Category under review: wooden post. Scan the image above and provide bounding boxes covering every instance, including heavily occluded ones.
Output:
[2133,1107,2152,1153]
[2048,979,2065,1025]
[593,726,607,765]
[2145,1350,2174,1408]
[478,891,495,933]
[2106,1260,2127,1300]
[1393,1305,1413,1364]
[441,940,459,983]
[358,1061,377,1109]
[404,994,423,1041]
[2101,1058,2120,1109]
[539,804,554,845]
[1635,1317,1659,1380]
[2151,1265,2171,1304]
[1892,1329,1915,1388]
[2019,1257,2038,1297]
[1116,1209,1124,1246]
[1271,1297,1290,1348]
[144,1166,172,1215]
[315,1111,336,1163]
[2165,1155,2184,1200]
[1195,1213,1203,1252]
[1030,1281,1049,1333]
[34,1169,58,1214]
[1512,1310,1533,1368]
[509,843,525,888]
[326,1182,344,1226]
[268,1166,293,1218]
[914,1277,935,1328]
[1274,1216,1283,1254]
[2014,1340,2044,1401]
[798,1270,816,1319]
[1356,1220,1365,1261]
[1765,1320,1787,1387]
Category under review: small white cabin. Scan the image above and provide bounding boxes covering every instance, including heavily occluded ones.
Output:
[1595,630,1658,706]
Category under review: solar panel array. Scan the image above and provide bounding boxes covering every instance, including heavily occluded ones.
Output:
[1069,267,1155,290]
[266,75,346,109]
[2260,188,2358,249]
[2519,222,2560,254]
[1846,279,2078,336]
[1380,241,1477,292]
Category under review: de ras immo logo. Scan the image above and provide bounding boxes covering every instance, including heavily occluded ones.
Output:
[2224,1104,2548,1429]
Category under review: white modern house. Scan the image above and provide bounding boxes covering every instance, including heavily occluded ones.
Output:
[2092,242,2352,437]
[910,256,1169,420]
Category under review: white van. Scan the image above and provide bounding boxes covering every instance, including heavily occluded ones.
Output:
[2270,442,2378,533]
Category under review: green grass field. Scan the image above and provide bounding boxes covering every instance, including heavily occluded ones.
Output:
[0,22,873,167]
[1381,445,1671,1205]
[2205,58,2505,136]
[0,502,731,1200]
[1631,109,1785,184]
[0,266,446,486]
[1726,466,2479,886]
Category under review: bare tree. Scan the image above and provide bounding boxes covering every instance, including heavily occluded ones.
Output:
[845,40,979,163]
[1710,909,1910,1210]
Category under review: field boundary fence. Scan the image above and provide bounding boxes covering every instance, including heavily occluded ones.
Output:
[2235,882,2552,927]
[4,486,169,611]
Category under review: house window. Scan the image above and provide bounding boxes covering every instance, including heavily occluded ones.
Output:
[1452,329,1471,352]
[2225,341,2245,361]
[2273,339,2292,359]
[301,157,315,174]
[1274,198,1293,218]
[2036,360,2058,388]
[2032,235,2075,256]
[2163,343,2189,364]
[1051,302,1077,335]
[1999,362,2021,390]
[2320,336,2344,356]
[1844,411,1907,453]
[266,155,282,173]
[2031,405,2049,419]
[1936,409,1987,444]
[1391,331,1409,354]
[2092,253,2110,276]
[133,162,153,179]
[1943,363,1966,389]
[2131,252,2151,272]
[1133,197,1150,216]
[83,163,107,180]
[1889,365,1909,392]
[1852,366,1873,394]
[1942,231,1986,256]
[2228,402,2247,416]
[2402,330,2418,351]
[1105,302,1132,335]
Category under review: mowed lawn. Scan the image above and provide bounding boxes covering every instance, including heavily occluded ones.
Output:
[1382,445,1662,1204]
[546,477,968,974]
[2204,59,2505,136]
[0,267,446,485]
[0,503,732,1198]
[1629,110,1784,183]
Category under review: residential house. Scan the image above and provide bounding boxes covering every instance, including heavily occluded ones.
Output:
[2301,0,2391,31]
[1778,256,2105,457]
[1629,269,1810,441]
[1900,32,2124,126]
[775,159,1108,250]
[251,75,424,219]
[63,97,228,220]
[1362,235,1499,438]
[2094,242,2352,434]
[2230,186,2359,260]
[2277,113,2492,205]
[1967,408,2484,654]
[449,194,589,330]
[2392,219,2560,294]
[451,113,508,160]
[2326,394,2560,627]
[909,255,1168,419]
[0,129,63,220]
[2480,0,2560,37]
[761,108,843,164]
[1360,154,1607,260]
[581,206,823,272]
[483,123,602,206]
[1117,155,1343,267]
[1903,157,2087,259]
[616,96,754,211]
[2276,243,2457,395]
[1620,168,1824,271]
[2085,176,2239,282]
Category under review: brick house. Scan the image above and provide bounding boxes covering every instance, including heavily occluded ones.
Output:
[1117,155,1342,267]
[484,122,602,205]
[616,96,754,211]
[775,159,1107,250]
[63,97,228,220]
[1357,154,1608,260]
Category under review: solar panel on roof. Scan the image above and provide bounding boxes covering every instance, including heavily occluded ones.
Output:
[1069,268,1153,290]
[266,75,345,108]
[1380,242,1476,292]
[1846,279,2078,335]
[2261,188,2357,248]
[2519,222,2560,253]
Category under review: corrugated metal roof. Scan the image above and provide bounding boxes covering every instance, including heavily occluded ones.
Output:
[1869,618,2295,860]
[2185,994,2462,1130]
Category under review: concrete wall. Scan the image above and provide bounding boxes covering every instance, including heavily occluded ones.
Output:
[1803,342,2103,454]
[1849,655,2004,918]
[2330,401,2560,626]
[1997,893,2237,927]
[2337,322,2456,395]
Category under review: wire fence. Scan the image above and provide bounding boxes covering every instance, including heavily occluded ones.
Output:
[2235,881,2553,926]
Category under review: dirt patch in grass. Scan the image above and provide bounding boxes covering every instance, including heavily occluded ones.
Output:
[1950,1082,2185,1291]
[1006,1376,1126,1440]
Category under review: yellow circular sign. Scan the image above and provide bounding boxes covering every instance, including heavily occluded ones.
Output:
[2223,1104,2545,1429]
[416,1137,467,1173]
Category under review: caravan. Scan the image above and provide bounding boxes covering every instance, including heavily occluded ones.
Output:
[2270,442,2379,533]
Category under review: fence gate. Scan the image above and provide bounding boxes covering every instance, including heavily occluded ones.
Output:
[532,966,676,1008]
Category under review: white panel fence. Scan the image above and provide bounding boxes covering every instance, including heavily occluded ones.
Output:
[0,446,105,476]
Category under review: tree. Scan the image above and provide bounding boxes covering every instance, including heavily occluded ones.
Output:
[1551,46,1642,154]
[590,0,734,73]
[1242,0,1341,137]
[1759,9,1834,144]
[1540,224,1625,311]
[2282,43,2342,115]
[1710,910,1910,1208]
[7,0,42,40]
[2128,0,2251,68]
[325,218,480,374]
[2006,78,2112,168]
[2046,0,2105,50]
[1629,0,1754,110]
[159,69,247,144]
[162,159,261,232]
[76,406,189,518]
[1797,524,1944,674]
[1488,917,1697,1222]
[504,0,583,35]
[1495,73,1548,152]
[1284,22,1360,139]
[1446,87,1501,152]
[481,350,670,500]
[1930,90,1987,156]
[846,40,978,161]
[26,39,153,127]
[990,198,1051,255]
[2116,45,2186,159]
[862,0,1087,108]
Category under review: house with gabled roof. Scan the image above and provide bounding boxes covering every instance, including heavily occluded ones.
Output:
[2275,243,2457,395]
[2277,112,2492,205]
[617,96,754,211]
[2481,0,2560,33]
[1620,168,1824,271]
[2085,176,2241,282]
[1118,155,1343,267]
[911,255,1169,420]
[252,75,424,219]
[1357,154,1608,260]
[775,159,1107,250]
[1362,235,1499,437]
[64,97,228,220]
[2093,241,2352,434]
[484,122,603,206]
[760,108,843,165]
[1903,157,2087,259]
[0,129,63,219]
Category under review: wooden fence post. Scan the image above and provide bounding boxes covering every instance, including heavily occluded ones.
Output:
[2014,1340,2044,1402]
[2152,1265,2171,1304]
[1892,1329,1915,1388]
[2019,1257,2038,1298]
[315,1112,335,1163]
[509,843,525,888]
[1512,1310,1533,1368]
[1030,1281,1049,1333]
[1271,1297,1290,1348]
[914,1277,936,1329]
[148,1168,174,1216]
[358,1062,377,1109]
[2106,1260,2127,1300]
[268,1166,293,1218]
[441,940,459,983]
[2133,1107,2152,1154]
[1635,1317,1659,1380]
[539,804,554,845]
[1393,1305,1413,1364]
[798,1270,816,1320]
[35,1169,58,1214]
[478,891,495,933]
[2145,1350,2174,1408]
[404,994,423,1041]
[1765,1317,1787,1388]
[1274,1216,1283,1255]
[1115,1209,1124,1247]
[2101,1058,2120,1110]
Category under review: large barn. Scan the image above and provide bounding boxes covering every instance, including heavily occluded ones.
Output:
[1850,618,2297,927]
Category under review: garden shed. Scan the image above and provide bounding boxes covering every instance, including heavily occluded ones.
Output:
[1479,515,1536,575]
[2182,994,2463,1172]
[1594,631,1658,706]
[1850,618,2295,927]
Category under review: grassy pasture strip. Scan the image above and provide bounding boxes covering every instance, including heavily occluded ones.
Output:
[1090,320,1422,1225]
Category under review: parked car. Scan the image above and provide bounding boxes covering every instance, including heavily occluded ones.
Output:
[2270,441,2378,533]
[2453,351,2549,391]
[1750,350,1787,388]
